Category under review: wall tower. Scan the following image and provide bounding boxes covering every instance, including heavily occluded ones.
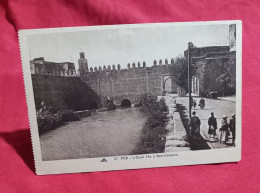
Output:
[229,24,236,51]
[78,52,89,75]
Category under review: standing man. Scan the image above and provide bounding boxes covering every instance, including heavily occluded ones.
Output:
[219,115,229,144]
[208,112,217,139]
[229,113,236,146]
[190,111,201,139]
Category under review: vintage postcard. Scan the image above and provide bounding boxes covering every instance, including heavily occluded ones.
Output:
[19,20,242,175]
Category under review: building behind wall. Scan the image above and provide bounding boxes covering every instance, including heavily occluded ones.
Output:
[184,24,236,97]
[30,57,76,76]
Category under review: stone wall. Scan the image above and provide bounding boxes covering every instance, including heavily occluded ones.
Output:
[198,58,225,95]
[192,51,236,96]
[32,75,100,111]
[80,65,177,105]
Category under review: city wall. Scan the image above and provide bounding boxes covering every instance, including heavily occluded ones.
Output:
[32,75,100,111]
[80,64,176,105]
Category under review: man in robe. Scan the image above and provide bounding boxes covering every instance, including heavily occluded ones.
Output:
[190,111,201,139]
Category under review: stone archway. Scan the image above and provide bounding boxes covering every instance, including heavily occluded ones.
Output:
[121,99,131,107]
[162,75,176,94]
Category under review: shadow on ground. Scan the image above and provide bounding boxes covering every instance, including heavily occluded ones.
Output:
[177,104,211,150]
[0,129,35,173]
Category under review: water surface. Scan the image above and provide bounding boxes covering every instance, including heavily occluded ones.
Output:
[40,107,147,161]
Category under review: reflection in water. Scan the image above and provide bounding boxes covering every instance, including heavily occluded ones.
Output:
[40,107,147,161]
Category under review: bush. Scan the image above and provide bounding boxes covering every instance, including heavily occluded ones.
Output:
[36,102,81,135]
[37,112,63,135]
[58,110,80,122]
[140,95,168,114]
[132,111,168,154]
[133,96,169,154]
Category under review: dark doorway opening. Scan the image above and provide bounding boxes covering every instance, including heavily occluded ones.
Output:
[89,100,98,109]
[121,99,131,107]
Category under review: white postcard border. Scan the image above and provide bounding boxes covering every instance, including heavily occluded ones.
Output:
[19,20,242,175]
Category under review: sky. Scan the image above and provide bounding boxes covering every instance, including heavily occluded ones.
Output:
[27,24,230,71]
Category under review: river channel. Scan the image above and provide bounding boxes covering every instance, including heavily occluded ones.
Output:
[40,107,147,161]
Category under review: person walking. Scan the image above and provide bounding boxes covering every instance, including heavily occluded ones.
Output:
[190,111,201,139]
[229,113,236,146]
[198,97,205,109]
[219,115,229,144]
[193,99,197,109]
[208,112,217,139]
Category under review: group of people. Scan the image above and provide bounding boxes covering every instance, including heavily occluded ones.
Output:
[209,112,236,146]
[190,111,236,146]
[191,97,205,110]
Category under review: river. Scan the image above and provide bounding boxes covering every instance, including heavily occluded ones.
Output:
[40,107,147,161]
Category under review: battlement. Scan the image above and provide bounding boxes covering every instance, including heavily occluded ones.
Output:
[79,56,177,106]
[83,58,174,75]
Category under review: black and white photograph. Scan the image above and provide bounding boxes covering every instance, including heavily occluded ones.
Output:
[19,20,242,175]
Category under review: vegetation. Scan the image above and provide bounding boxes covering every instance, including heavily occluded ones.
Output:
[140,95,168,113]
[37,111,63,135]
[105,99,117,110]
[133,96,168,154]
[169,56,196,93]
[37,102,80,135]
[216,56,236,96]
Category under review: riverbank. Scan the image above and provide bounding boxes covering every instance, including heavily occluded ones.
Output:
[37,110,82,135]
[132,97,168,154]
[132,111,168,154]
[161,96,190,153]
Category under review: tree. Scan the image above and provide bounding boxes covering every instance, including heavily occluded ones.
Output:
[216,56,236,96]
[169,56,195,93]
[216,73,231,97]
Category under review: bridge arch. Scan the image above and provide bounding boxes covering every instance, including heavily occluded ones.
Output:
[121,99,132,107]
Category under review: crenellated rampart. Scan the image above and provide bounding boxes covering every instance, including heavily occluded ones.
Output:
[80,59,177,106]
[30,55,177,108]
